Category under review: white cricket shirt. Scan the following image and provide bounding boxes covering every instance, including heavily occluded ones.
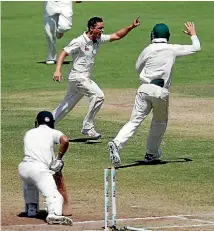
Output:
[136,35,201,90]
[64,32,110,77]
[23,125,63,167]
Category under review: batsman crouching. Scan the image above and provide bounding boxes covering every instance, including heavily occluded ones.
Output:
[18,111,72,225]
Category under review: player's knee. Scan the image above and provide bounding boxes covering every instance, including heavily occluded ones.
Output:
[151,120,167,133]
[23,183,39,204]
[60,25,71,32]
[97,93,105,102]
[58,21,72,32]
[66,22,72,30]
[90,92,105,104]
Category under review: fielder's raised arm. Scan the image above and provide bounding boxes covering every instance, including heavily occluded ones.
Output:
[172,22,201,57]
[109,16,140,42]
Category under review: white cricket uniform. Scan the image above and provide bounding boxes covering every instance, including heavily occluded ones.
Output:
[44,0,73,61]
[18,125,64,216]
[52,32,111,130]
[113,35,201,155]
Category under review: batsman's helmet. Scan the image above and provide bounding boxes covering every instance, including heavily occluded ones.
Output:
[151,23,170,41]
[35,111,55,129]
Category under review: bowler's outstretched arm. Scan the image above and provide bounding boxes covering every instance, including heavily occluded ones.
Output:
[109,17,140,42]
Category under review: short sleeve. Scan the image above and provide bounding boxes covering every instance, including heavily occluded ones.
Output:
[64,38,80,55]
[53,130,64,144]
[100,34,111,44]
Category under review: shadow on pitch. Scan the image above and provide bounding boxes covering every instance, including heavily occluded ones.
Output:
[17,210,47,221]
[36,61,72,64]
[69,135,115,144]
[116,158,193,169]
[69,137,102,144]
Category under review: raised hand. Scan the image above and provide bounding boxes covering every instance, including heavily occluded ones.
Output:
[183,22,196,36]
[132,16,140,28]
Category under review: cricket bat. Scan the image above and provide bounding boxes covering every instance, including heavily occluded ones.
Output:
[54,171,72,216]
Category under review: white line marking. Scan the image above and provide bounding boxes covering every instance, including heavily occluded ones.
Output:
[148,223,214,229]
[2,213,214,228]
[125,226,151,231]
[176,215,214,224]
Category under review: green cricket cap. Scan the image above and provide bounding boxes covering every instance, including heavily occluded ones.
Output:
[152,23,170,40]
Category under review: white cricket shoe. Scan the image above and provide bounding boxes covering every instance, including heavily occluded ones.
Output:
[46,214,73,226]
[144,148,162,163]
[46,60,55,65]
[81,128,102,139]
[27,203,37,217]
[108,141,121,166]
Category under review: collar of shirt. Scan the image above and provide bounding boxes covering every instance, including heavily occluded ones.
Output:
[38,124,49,128]
[152,38,167,43]
[83,32,98,44]
[83,32,94,44]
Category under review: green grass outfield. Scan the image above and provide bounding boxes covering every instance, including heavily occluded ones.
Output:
[2,1,214,228]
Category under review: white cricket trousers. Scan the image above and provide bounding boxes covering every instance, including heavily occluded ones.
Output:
[52,76,105,130]
[44,1,73,61]
[113,90,168,155]
[18,161,63,215]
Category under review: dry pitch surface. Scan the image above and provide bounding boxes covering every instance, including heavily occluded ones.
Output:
[2,89,214,230]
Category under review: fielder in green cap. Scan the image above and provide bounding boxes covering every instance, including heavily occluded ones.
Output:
[108,22,201,166]
[151,23,170,41]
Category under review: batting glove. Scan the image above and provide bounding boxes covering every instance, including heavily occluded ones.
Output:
[50,158,64,172]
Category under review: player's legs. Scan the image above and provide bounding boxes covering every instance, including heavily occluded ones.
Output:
[108,92,152,165]
[76,78,104,132]
[19,162,40,217]
[19,163,63,215]
[56,2,73,38]
[33,171,72,225]
[23,183,39,217]
[57,15,72,38]
[44,14,59,63]
[33,171,63,216]
[113,92,152,149]
[146,97,168,155]
[52,76,104,137]
[52,81,84,124]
